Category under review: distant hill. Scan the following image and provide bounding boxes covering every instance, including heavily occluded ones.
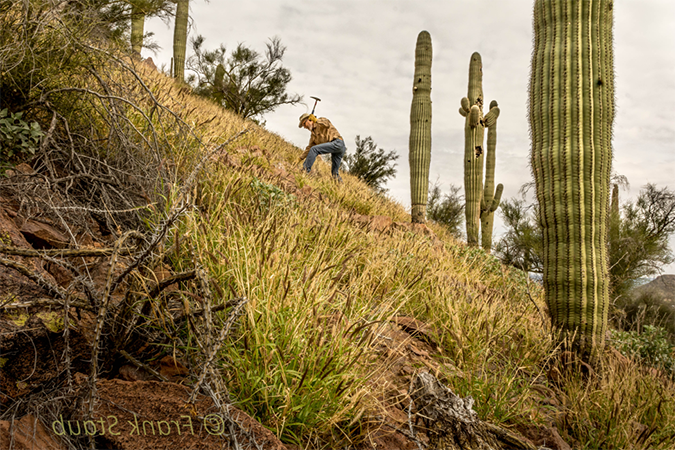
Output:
[631,274,675,301]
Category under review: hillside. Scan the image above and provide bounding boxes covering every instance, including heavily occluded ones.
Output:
[632,275,675,301]
[2,7,675,449]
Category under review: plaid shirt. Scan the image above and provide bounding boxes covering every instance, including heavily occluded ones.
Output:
[301,118,342,159]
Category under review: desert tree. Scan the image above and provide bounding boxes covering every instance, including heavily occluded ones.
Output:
[186,35,302,122]
[344,135,399,193]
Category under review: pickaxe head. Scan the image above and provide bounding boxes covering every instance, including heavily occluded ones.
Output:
[310,96,321,115]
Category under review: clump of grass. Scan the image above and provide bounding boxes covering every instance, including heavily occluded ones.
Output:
[556,351,675,449]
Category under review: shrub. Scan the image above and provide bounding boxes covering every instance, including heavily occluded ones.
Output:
[0,108,43,168]
[612,325,675,377]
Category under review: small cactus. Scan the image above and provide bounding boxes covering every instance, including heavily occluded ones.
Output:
[409,31,432,224]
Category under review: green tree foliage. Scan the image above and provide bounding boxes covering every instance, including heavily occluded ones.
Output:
[609,184,675,298]
[186,35,302,121]
[426,183,464,239]
[493,197,542,273]
[495,183,675,300]
[343,135,398,193]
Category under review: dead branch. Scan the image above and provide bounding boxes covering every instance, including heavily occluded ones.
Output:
[0,244,133,258]
[119,349,168,382]
[410,372,536,450]
[148,270,196,298]
[1,298,92,311]
[0,256,67,299]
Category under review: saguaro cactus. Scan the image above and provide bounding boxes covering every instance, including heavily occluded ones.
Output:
[172,0,189,82]
[130,4,145,56]
[459,53,502,248]
[530,0,614,359]
[409,31,432,223]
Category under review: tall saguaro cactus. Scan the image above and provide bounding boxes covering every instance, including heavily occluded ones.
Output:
[172,0,189,82]
[459,53,502,248]
[530,0,615,359]
[409,31,432,223]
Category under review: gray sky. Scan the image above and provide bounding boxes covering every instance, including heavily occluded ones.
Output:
[144,0,675,274]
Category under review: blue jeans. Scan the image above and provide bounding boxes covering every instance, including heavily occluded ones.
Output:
[303,138,346,181]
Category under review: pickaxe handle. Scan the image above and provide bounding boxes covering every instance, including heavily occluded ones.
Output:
[310,96,321,115]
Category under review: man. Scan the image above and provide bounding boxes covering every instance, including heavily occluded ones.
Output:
[298,113,346,181]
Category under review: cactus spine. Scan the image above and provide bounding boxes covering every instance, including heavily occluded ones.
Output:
[460,53,502,248]
[409,31,432,223]
[530,0,614,359]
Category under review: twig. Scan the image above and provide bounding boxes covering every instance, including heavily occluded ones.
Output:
[0,256,67,299]
[408,373,426,450]
[119,349,168,382]
[148,270,196,298]
[0,243,133,258]
[1,298,92,311]
[189,296,248,403]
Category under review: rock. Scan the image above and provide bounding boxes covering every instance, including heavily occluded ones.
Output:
[369,215,393,232]
[411,372,537,450]
[19,219,69,249]
[0,414,65,450]
[515,425,572,450]
[392,315,437,347]
[158,355,189,380]
[86,379,290,450]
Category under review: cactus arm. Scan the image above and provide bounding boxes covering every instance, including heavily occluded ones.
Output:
[490,184,503,212]
[479,100,502,251]
[409,31,433,224]
[530,0,614,359]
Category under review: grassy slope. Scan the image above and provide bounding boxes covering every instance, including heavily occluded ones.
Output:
[133,63,675,449]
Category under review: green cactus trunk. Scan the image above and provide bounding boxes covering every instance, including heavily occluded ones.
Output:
[464,53,483,245]
[460,53,502,248]
[172,0,189,82]
[409,31,432,224]
[480,100,504,252]
[130,5,145,56]
[530,0,614,359]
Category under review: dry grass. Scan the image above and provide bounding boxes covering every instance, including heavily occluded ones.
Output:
[2,6,675,446]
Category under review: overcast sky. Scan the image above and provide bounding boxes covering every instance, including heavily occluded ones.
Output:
[143,0,675,274]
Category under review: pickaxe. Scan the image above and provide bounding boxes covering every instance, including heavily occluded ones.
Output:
[310,96,321,115]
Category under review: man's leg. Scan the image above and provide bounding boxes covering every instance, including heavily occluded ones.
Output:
[331,140,346,181]
[304,140,344,174]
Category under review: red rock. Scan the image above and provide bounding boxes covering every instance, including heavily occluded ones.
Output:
[0,414,65,450]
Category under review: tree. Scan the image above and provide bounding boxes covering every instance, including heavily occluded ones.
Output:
[495,183,675,300]
[343,135,398,192]
[609,184,675,299]
[493,197,542,273]
[426,183,464,239]
[186,35,302,121]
